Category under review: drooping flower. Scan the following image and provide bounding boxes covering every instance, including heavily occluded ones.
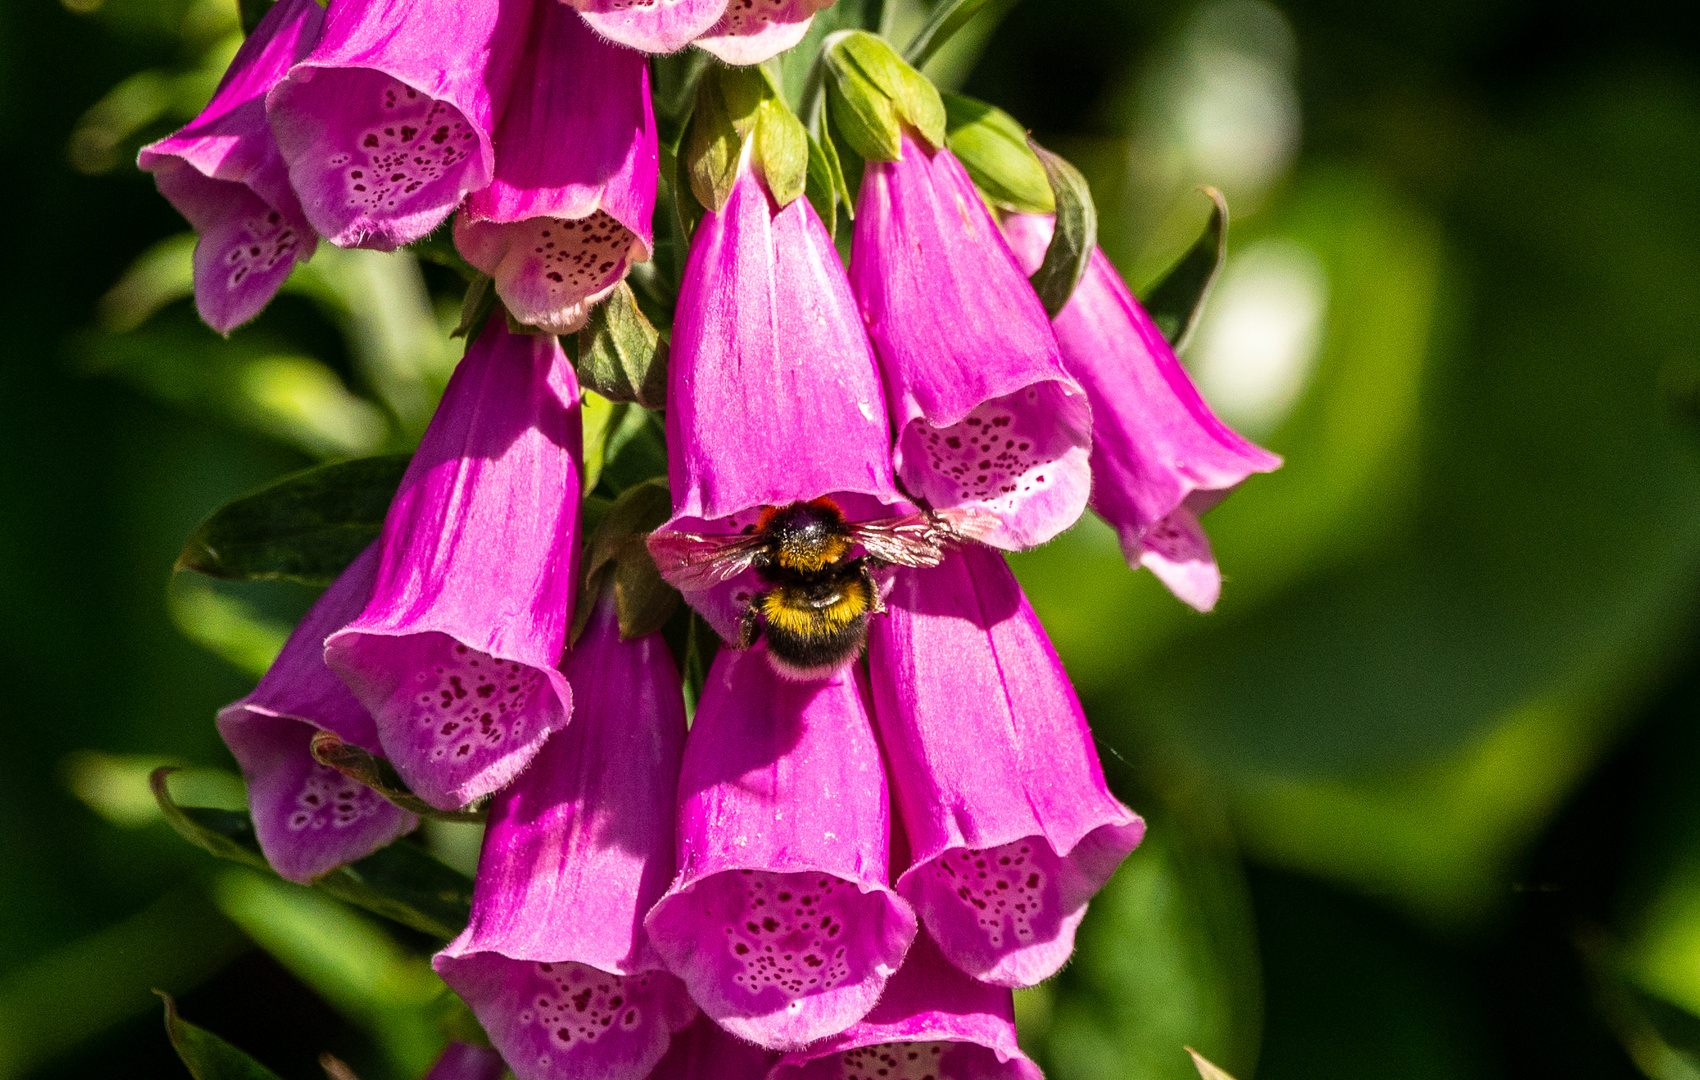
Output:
[645,645,917,1051]
[565,0,829,62]
[647,159,900,642]
[454,2,657,334]
[435,591,697,1080]
[137,0,323,333]
[851,132,1092,552]
[216,544,417,884]
[1002,213,1281,611]
[865,545,1144,987]
[266,0,531,249]
[649,1015,779,1080]
[325,319,580,810]
[422,1042,509,1080]
[769,931,1042,1080]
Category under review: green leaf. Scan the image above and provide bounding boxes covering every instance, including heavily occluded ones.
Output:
[237,0,275,36]
[152,768,474,939]
[158,993,287,1080]
[576,281,667,410]
[308,732,485,823]
[942,93,1053,214]
[573,478,678,643]
[1026,140,1098,317]
[1139,187,1229,352]
[902,0,992,69]
[595,405,669,497]
[452,274,496,340]
[178,455,409,586]
[805,130,840,236]
[822,31,946,160]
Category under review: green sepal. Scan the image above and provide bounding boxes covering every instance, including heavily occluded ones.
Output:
[158,993,287,1080]
[151,768,474,939]
[576,281,668,410]
[684,65,809,212]
[1139,186,1229,352]
[452,274,496,340]
[177,455,409,586]
[308,732,486,823]
[805,127,853,235]
[238,0,275,36]
[1026,139,1098,317]
[572,478,678,643]
[941,93,1053,214]
[821,31,947,161]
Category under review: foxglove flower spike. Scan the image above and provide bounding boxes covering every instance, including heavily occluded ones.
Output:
[138,0,323,333]
[326,319,581,810]
[1002,213,1281,611]
[216,544,418,884]
[435,592,696,1080]
[645,646,917,1050]
[866,545,1144,986]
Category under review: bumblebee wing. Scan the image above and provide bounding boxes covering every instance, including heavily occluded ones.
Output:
[927,507,1001,544]
[646,530,765,590]
[852,508,1002,567]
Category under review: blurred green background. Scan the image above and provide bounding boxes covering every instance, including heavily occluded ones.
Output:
[5,0,1700,1077]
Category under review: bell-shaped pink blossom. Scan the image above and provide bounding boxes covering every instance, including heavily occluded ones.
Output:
[325,319,580,811]
[422,1043,508,1080]
[645,646,917,1051]
[851,133,1092,552]
[692,0,836,64]
[266,0,531,249]
[434,592,697,1080]
[216,544,417,884]
[563,0,720,56]
[137,0,323,333]
[454,3,657,333]
[650,1015,779,1080]
[769,931,1042,1080]
[865,545,1144,987]
[1002,213,1281,611]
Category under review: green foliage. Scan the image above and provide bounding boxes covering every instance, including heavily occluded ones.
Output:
[822,30,947,160]
[941,92,1054,213]
[1140,187,1228,352]
[1025,140,1098,317]
[575,281,667,410]
[158,994,286,1080]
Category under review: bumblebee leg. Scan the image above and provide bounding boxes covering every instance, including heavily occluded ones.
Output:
[736,605,761,650]
[860,561,887,615]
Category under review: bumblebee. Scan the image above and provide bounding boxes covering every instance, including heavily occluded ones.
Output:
[648,498,992,679]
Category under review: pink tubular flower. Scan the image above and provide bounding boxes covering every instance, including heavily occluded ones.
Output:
[851,132,1092,552]
[650,1015,779,1080]
[454,3,657,334]
[216,544,417,884]
[769,931,1042,1080]
[565,0,827,62]
[645,646,917,1051]
[865,545,1144,987]
[137,0,323,333]
[1002,213,1281,611]
[434,592,697,1080]
[422,1043,508,1080]
[325,319,580,811]
[265,0,531,249]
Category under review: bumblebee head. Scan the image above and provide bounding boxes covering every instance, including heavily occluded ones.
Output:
[760,498,854,573]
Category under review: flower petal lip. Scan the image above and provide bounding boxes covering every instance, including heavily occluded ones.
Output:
[651,1015,780,1080]
[324,319,581,811]
[768,931,1043,1080]
[216,543,418,884]
[691,0,834,65]
[454,2,659,334]
[1001,212,1281,611]
[566,0,730,55]
[644,646,918,1051]
[850,133,1093,552]
[265,0,533,250]
[866,545,1144,987]
[434,593,697,1080]
[422,1043,508,1080]
[137,0,323,333]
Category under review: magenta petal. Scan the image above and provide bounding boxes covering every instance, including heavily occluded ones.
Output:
[770,932,1042,1080]
[850,135,1091,551]
[566,0,728,55]
[692,0,831,64]
[216,545,418,884]
[661,165,898,537]
[423,1043,508,1080]
[455,3,658,332]
[866,546,1144,987]
[325,320,580,810]
[645,647,917,1051]
[651,1015,779,1080]
[1001,214,1281,610]
[434,595,696,1080]
[266,0,532,249]
[138,0,322,332]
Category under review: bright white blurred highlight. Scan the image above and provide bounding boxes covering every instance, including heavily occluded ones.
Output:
[1187,237,1328,437]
